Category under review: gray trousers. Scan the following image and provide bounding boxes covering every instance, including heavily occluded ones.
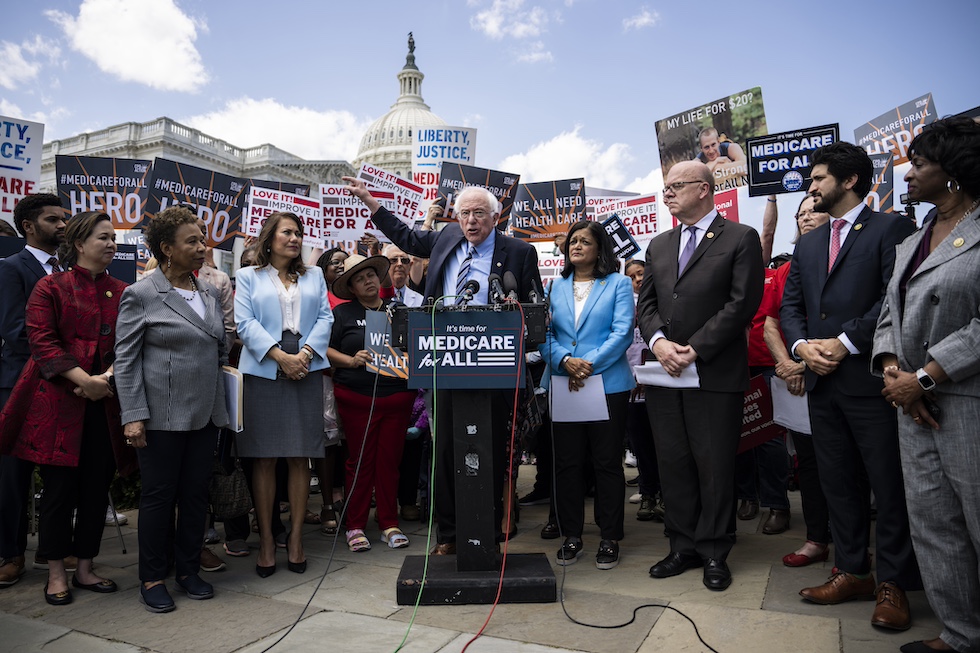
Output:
[899,393,980,653]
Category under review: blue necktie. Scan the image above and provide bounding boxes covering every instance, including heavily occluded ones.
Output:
[455,246,473,303]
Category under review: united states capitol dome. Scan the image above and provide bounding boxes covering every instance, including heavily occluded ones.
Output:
[352,33,446,179]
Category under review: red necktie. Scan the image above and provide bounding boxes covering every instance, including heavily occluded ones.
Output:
[828,219,846,272]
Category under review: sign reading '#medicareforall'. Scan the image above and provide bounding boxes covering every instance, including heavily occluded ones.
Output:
[406,310,525,390]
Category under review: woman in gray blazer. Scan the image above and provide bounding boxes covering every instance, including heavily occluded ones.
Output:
[872,117,980,653]
[115,207,229,613]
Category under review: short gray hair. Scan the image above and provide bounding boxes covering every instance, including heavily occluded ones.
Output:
[453,186,499,216]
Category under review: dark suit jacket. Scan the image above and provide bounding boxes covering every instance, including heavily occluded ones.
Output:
[780,205,916,395]
[370,207,541,302]
[637,212,764,393]
[0,248,47,389]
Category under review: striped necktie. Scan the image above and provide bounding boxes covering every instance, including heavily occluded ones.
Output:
[455,245,473,302]
[47,256,62,273]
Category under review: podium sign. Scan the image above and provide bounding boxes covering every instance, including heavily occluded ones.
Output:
[407,310,525,390]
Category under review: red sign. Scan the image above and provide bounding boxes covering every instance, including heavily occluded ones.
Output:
[738,374,786,453]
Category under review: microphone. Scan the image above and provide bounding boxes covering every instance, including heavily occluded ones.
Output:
[528,279,541,304]
[488,273,506,304]
[502,270,520,302]
[458,279,480,305]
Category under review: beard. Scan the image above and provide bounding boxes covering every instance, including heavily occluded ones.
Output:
[812,182,844,213]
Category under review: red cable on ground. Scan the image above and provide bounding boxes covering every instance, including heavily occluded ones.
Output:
[460,299,526,652]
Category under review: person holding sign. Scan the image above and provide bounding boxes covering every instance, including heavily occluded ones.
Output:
[327,254,415,552]
[343,178,540,555]
[114,207,228,612]
[541,220,634,570]
[872,117,980,653]
[234,212,333,578]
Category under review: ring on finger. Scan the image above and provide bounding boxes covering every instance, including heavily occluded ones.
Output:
[891,401,899,408]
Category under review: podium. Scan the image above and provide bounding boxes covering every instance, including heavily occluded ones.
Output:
[392,303,557,605]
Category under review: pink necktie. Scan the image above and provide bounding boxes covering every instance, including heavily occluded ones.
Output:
[828,219,846,272]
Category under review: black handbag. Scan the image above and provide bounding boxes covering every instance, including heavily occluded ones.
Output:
[208,430,252,520]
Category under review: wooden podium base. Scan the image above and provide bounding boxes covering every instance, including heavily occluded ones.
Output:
[395,553,556,605]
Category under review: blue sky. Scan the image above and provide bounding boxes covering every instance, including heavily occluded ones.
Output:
[2,0,978,252]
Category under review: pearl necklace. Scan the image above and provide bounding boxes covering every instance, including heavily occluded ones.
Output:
[572,279,594,301]
[172,274,198,302]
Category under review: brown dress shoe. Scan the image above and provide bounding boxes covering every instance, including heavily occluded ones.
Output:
[800,572,876,604]
[872,581,911,631]
[430,543,456,555]
[762,509,791,535]
[0,556,26,587]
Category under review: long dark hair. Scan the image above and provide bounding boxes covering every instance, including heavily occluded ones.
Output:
[253,212,307,277]
[560,220,617,279]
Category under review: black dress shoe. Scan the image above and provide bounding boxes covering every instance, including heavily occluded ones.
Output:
[556,537,584,566]
[703,558,732,591]
[540,522,560,540]
[139,583,175,613]
[174,574,214,600]
[736,499,759,520]
[287,560,307,574]
[649,551,701,578]
[255,563,276,578]
[71,575,117,593]
[44,583,73,606]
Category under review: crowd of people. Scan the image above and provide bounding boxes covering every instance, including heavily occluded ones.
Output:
[0,118,977,653]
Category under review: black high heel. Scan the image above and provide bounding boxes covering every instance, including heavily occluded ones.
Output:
[255,563,276,578]
[287,560,307,574]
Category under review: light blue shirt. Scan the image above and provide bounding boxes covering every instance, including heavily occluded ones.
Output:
[443,229,496,304]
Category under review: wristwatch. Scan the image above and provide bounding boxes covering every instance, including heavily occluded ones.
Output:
[915,368,936,392]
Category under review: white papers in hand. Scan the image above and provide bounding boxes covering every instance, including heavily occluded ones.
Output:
[632,361,699,389]
[550,374,609,422]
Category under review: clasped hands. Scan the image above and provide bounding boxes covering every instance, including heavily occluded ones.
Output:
[882,367,939,430]
[796,337,848,376]
[564,357,593,392]
[272,348,310,381]
[72,373,114,401]
[652,338,697,377]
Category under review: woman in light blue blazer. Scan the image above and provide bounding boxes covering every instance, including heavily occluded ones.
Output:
[234,212,333,578]
[540,220,635,571]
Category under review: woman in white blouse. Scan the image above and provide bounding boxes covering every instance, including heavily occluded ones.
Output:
[234,212,333,578]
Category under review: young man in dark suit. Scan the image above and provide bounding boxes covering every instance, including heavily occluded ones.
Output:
[0,193,67,586]
[637,160,764,591]
[343,178,541,555]
[780,142,919,630]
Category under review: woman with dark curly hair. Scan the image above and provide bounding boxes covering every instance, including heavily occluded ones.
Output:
[873,116,980,653]
[0,211,135,606]
[541,219,635,570]
[235,212,333,577]
[315,246,349,310]
[114,206,229,613]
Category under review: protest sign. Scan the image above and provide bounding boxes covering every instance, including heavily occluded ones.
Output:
[365,311,409,379]
[0,115,43,222]
[511,178,586,242]
[865,152,894,214]
[413,126,477,207]
[655,87,767,193]
[356,163,423,227]
[738,374,785,453]
[437,163,520,227]
[56,155,152,229]
[145,159,248,250]
[244,187,323,248]
[600,214,640,260]
[117,229,152,269]
[250,178,311,197]
[746,124,838,196]
[668,188,739,230]
[854,93,937,166]
[592,193,659,249]
[319,184,396,253]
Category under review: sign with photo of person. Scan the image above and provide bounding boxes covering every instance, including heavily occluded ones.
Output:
[437,162,520,228]
[55,155,152,230]
[746,124,839,197]
[655,87,768,193]
[144,158,249,251]
[0,114,43,222]
[853,93,937,166]
[510,178,587,242]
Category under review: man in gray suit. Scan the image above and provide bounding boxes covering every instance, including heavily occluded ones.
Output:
[638,161,764,591]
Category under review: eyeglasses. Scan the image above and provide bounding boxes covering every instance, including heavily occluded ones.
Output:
[663,180,705,195]
[389,256,411,264]
[328,258,346,266]
[457,209,489,220]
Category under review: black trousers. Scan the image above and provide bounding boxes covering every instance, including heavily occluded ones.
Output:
[625,397,660,496]
[433,389,509,544]
[137,424,217,581]
[792,430,831,544]
[398,435,424,507]
[0,388,34,559]
[554,392,628,541]
[646,387,743,561]
[808,379,921,588]
[38,402,115,561]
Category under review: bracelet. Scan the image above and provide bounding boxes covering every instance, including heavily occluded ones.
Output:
[883,364,899,372]
[767,198,777,203]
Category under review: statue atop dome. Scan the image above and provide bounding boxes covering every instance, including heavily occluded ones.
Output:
[404,32,418,70]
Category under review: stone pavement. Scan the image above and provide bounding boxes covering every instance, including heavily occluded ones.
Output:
[0,469,937,653]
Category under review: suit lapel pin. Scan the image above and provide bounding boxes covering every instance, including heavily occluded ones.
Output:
[854,223,864,231]
[105,291,113,298]
[706,232,715,239]
[954,237,965,247]
[495,262,501,268]
[599,279,606,286]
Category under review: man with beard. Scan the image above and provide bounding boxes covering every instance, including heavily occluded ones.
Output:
[0,194,68,586]
[780,142,920,630]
